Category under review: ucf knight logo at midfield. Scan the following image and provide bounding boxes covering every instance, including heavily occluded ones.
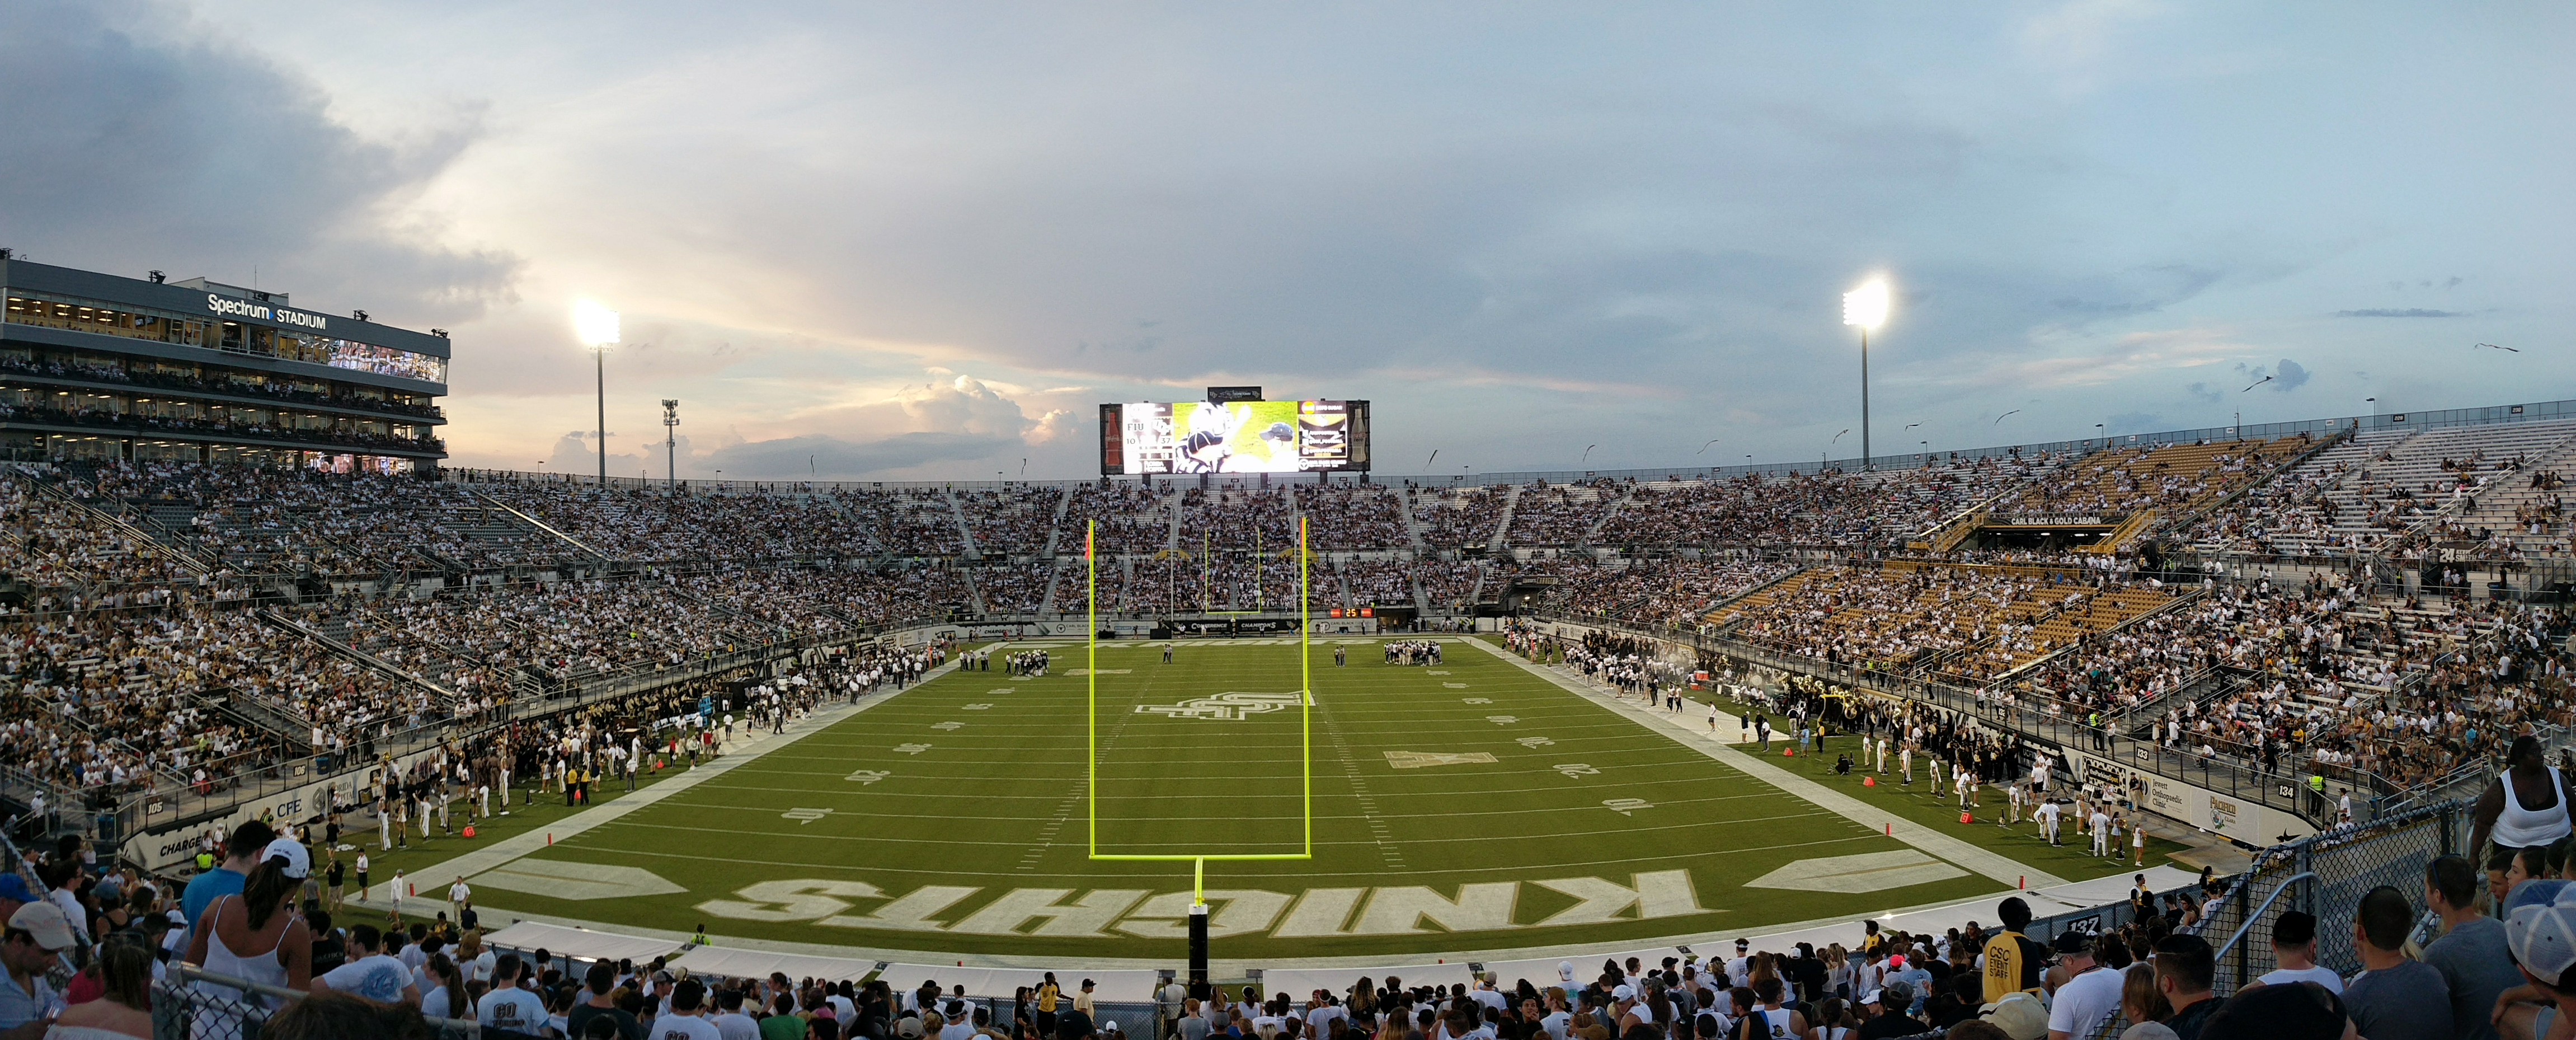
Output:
[1133,692,1305,721]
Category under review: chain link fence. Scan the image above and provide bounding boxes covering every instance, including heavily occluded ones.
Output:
[2190,797,2466,999]
[152,965,479,1040]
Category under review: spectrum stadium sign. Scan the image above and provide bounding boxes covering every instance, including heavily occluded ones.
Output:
[1099,399,1370,475]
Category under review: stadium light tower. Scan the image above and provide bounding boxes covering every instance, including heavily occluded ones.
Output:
[661,399,680,487]
[1842,277,1891,471]
[574,301,621,484]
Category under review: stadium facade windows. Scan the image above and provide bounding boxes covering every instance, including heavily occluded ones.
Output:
[0,257,449,470]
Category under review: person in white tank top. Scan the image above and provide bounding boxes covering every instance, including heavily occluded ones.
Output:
[2472,736,2574,879]
[184,840,313,1040]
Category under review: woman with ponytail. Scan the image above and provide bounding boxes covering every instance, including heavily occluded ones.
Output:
[419,951,471,1020]
[184,838,313,1040]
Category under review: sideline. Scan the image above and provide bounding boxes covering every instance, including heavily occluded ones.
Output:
[1466,636,2070,889]
[347,654,976,911]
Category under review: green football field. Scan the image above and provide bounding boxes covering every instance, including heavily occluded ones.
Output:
[452,636,2122,962]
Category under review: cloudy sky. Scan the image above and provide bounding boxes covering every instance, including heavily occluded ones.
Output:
[3,1,2570,480]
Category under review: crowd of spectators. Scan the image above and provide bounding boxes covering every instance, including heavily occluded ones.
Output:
[1179,488,1297,551]
[0,470,200,588]
[2002,438,2301,522]
[1717,565,2076,674]
[1296,484,1408,549]
[1505,480,1625,547]
[1417,560,1488,610]
[79,461,563,574]
[1061,485,1171,554]
[972,561,1056,614]
[1534,557,1801,630]
[1408,485,1506,550]
[958,488,1061,556]
[1325,558,1415,607]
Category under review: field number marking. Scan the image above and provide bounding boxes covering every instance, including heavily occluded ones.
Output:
[1385,751,1498,769]
[782,808,835,824]
[1462,697,1492,704]
[1517,737,1554,748]
[963,704,993,711]
[894,743,932,755]
[1442,682,1469,689]
[932,722,965,730]
[986,688,1016,695]
[1553,763,1601,777]
[1602,798,1653,816]
[844,770,891,784]
[1425,670,1451,675]
[1486,715,1519,725]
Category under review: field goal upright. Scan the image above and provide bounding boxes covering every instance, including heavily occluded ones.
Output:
[1084,516,1313,991]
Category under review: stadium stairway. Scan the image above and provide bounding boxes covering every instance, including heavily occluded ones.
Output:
[944,487,980,560]
[1487,484,1522,554]
[472,490,613,560]
[1035,556,1068,613]
[1579,484,1636,548]
[1040,485,1075,557]
[1388,484,1429,550]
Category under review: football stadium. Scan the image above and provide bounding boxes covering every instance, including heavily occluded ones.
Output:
[3,7,2572,1040]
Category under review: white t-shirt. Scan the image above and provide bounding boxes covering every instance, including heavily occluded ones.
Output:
[712,1012,762,1040]
[481,987,549,1033]
[421,986,458,1019]
[655,1014,726,1040]
[319,953,416,1006]
[2044,967,2122,1039]
[829,995,859,1022]
[2258,965,2345,994]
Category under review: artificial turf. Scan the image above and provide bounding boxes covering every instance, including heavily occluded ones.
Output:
[448,637,2078,962]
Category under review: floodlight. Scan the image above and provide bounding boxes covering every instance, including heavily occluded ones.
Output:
[573,300,621,346]
[1842,278,1890,331]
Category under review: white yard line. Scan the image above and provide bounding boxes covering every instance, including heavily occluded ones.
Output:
[1467,638,2070,889]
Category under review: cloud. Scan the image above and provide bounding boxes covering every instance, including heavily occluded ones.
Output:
[0,1,520,325]
[2184,381,2222,404]
[2334,308,2465,318]
[2271,358,2310,391]
[706,431,1022,479]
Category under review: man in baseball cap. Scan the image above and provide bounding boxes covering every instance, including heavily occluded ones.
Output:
[1977,991,2047,1040]
[0,875,37,920]
[2505,888,2576,1040]
[1,902,77,1030]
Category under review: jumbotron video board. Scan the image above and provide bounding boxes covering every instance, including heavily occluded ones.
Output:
[1099,399,1370,475]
